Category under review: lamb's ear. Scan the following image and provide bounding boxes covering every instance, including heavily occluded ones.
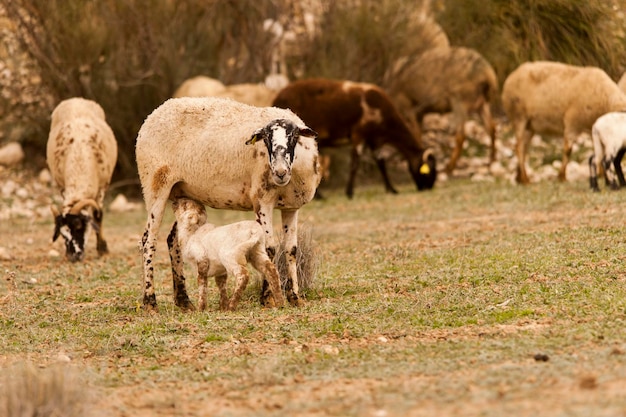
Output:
[298,126,318,139]
[52,215,62,242]
[246,127,266,145]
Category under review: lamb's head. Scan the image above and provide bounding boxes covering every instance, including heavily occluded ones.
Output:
[408,148,438,191]
[172,198,207,235]
[51,199,101,262]
[246,119,317,186]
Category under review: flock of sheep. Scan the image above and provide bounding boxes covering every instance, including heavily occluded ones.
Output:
[47,55,626,312]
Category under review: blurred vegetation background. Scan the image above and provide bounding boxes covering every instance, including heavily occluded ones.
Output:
[0,0,625,189]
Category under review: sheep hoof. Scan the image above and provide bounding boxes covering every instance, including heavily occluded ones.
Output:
[175,294,196,311]
[142,295,159,313]
[286,292,305,307]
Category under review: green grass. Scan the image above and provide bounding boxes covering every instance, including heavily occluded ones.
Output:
[3,178,626,416]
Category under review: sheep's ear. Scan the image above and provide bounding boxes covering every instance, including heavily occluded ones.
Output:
[298,126,318,139]
[246,128,265,145]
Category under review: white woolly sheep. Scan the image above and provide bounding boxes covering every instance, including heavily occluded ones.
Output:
[172,198,285,311]
[589,112,626,191]
[135,96,321,311]
[46,97,118,262]
[502,61,626,184]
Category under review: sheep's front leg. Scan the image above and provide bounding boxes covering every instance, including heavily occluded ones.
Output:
[280,209,303,307]
[93,209,109,256]
[255,203,277,306]
[166,222,195,311]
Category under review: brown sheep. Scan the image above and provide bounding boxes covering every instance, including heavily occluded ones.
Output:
[272,78,437,198]
[385,47,498,174]
[502,61,626,184]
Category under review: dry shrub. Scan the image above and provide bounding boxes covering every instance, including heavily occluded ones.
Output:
[1,363,89,417]
[275,224,320,293]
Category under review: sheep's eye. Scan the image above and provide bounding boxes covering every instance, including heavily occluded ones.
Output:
[72,218,84,229]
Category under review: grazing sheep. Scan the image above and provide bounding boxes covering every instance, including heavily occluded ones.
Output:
[136,97,320,311]
[173,76,279,107]
[385,47,498,174]
[589,112,626,191]
[272,78,437,198]
[46,97,118,262]
[502,61,626,184]
[172,76,226,98]
[173,198,285,311]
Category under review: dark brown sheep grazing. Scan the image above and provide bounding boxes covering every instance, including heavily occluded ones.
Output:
[385,47,498,174]
[272,78,437,198]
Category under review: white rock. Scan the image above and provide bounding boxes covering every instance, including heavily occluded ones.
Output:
[109,194,142,212]
[0,247,12,260]
[0,142,24,166]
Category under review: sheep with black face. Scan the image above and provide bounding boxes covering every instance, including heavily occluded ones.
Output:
[47,98,118,262]
[135,97,321,311]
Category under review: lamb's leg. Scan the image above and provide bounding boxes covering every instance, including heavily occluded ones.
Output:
[140,197,168,311]
[252,250,285,308]
[227,265,250,311]
[166,221,195,311]
[197,260,209,311]
[215,274,229,311]
[280,209,303,306]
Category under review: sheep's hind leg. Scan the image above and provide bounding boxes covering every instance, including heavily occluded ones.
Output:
[215,274,229,311]
[166,222,195,311]
[228,265,250,311]
[252,250,285,308]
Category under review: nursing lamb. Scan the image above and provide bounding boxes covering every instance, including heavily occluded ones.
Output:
[173,198,285,311]
[589,112,626,191]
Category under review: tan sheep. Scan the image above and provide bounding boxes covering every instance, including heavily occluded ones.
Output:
[172,76,226,98]
[385,47,498,174]
[135,97,320,311]
[173,76,279,107]
[618,72,626,95]
[173,198,285,311]
[502,61,626,184]
[47,97,118,262]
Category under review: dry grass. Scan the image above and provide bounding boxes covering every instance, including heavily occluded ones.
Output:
[3,176,626,416]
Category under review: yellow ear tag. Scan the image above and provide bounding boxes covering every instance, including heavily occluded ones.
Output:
[246,134,260,145]
[420,164,431,175]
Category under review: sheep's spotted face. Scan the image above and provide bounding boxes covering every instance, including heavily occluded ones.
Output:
[53,213,90,262]
[247,119,317,187]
